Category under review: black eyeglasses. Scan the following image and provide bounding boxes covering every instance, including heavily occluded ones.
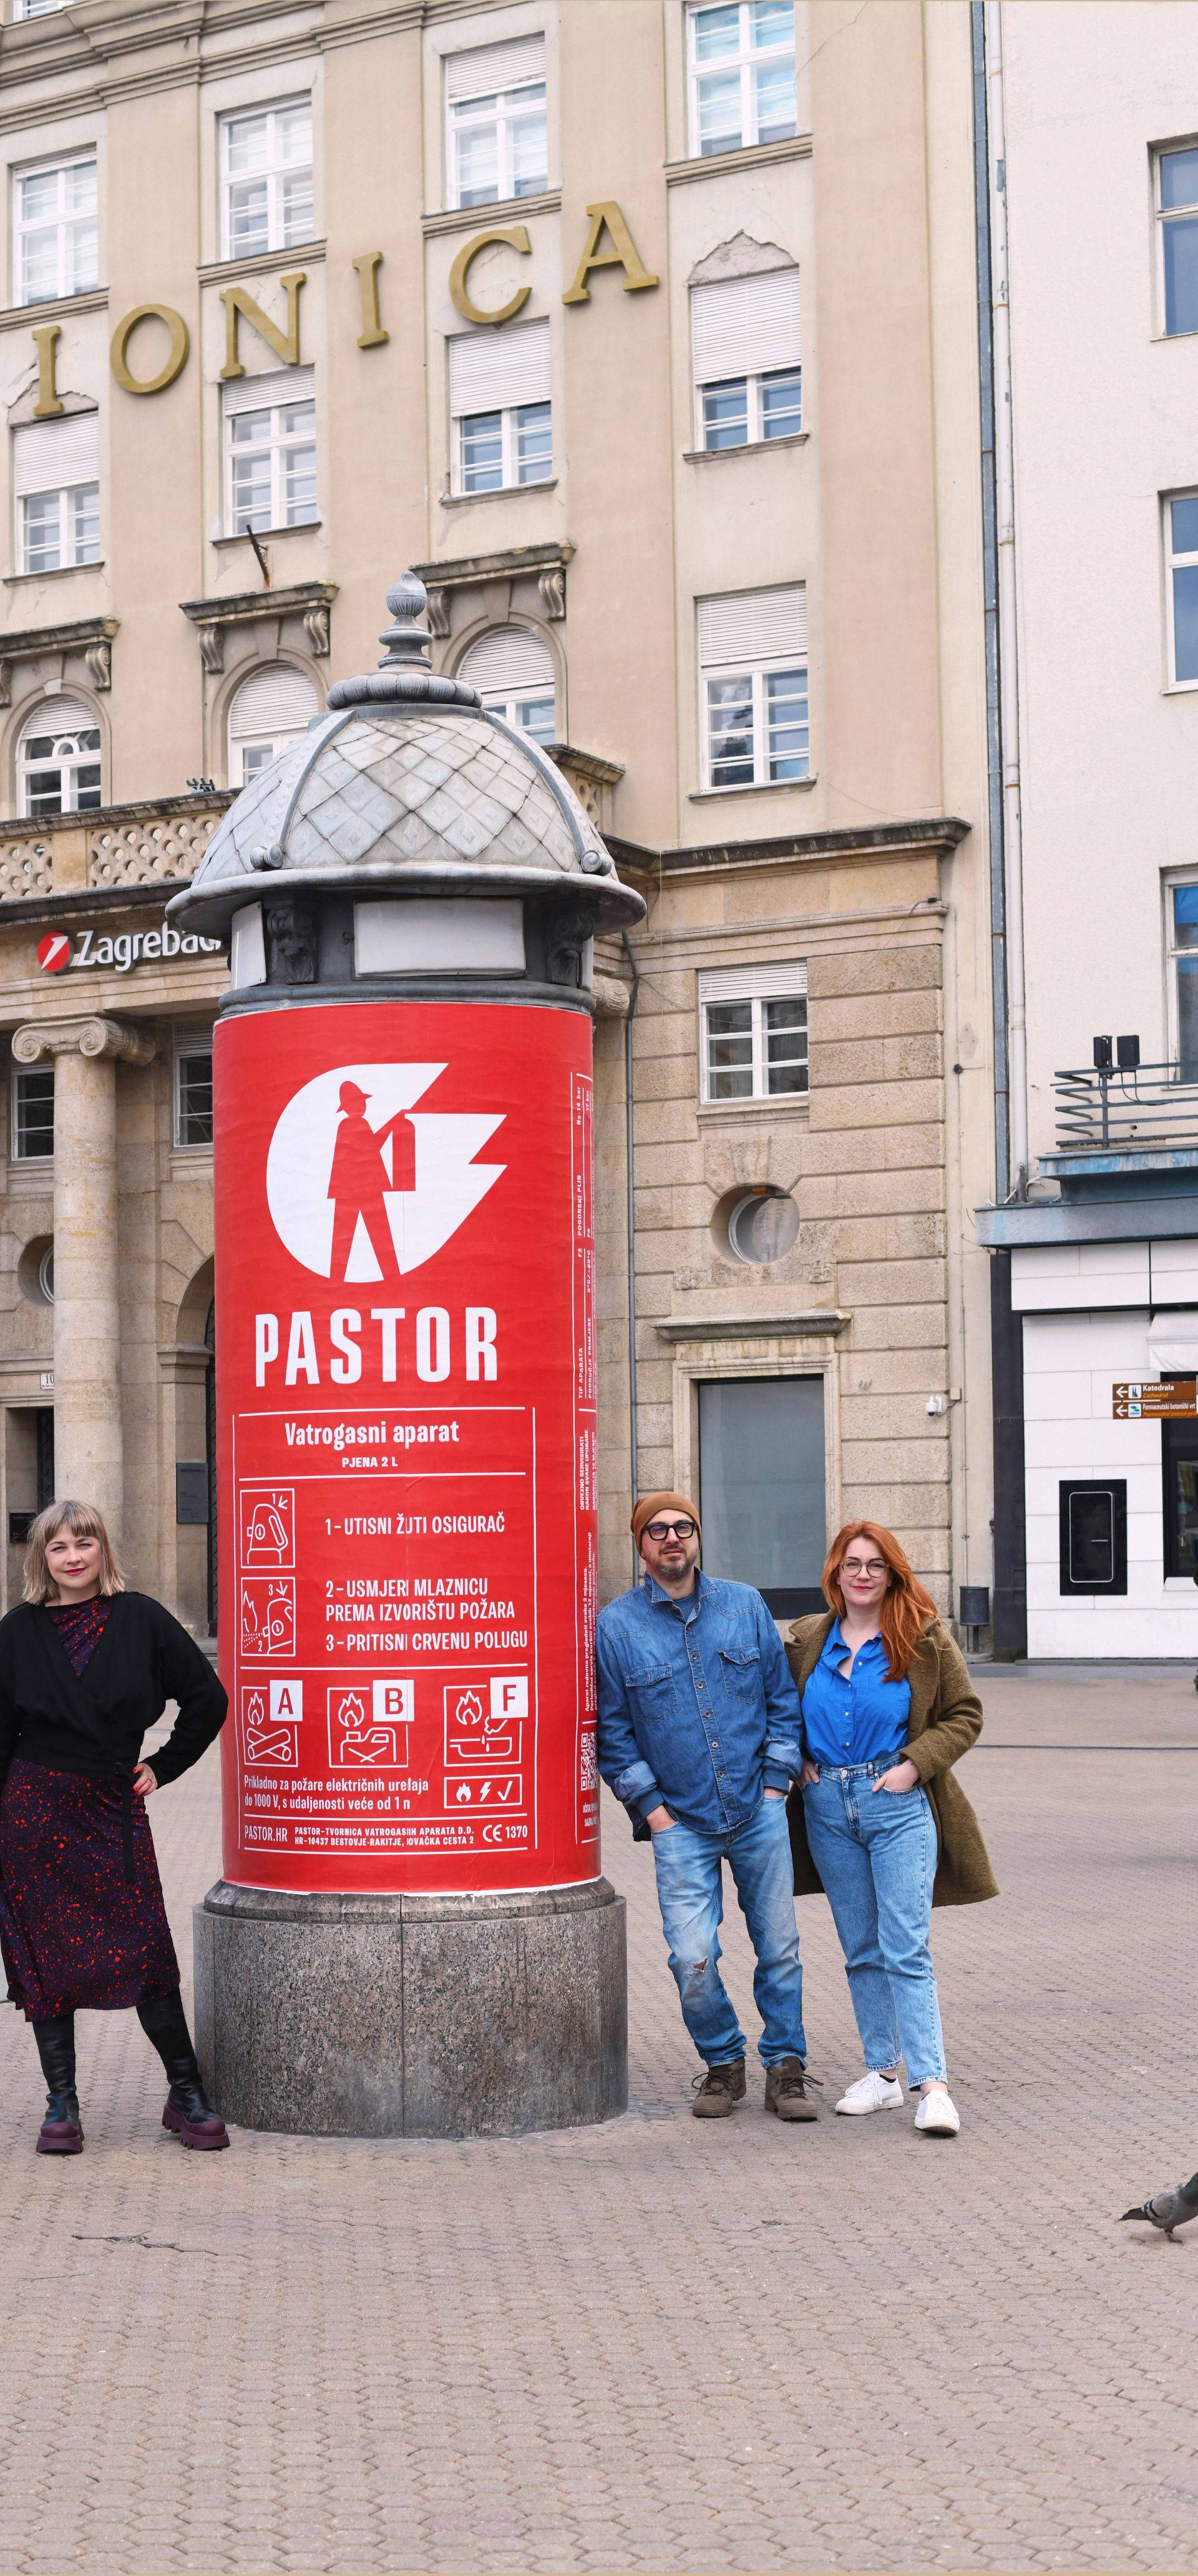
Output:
[644,1518,697,1541]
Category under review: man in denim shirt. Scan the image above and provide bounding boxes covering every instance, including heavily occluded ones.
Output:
[595,1490,815,2121]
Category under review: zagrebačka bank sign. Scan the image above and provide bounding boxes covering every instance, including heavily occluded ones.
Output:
[37,924,223,975]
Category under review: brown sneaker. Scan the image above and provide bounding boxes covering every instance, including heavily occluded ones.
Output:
[764,2057,819,2121]
[691,2059,747,2118]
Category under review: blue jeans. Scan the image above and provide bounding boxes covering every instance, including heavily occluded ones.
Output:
[802,1757,946,2087]
[651,1794,806,2068]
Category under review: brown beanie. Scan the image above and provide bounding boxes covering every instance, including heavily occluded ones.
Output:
[631,1491,701,1551]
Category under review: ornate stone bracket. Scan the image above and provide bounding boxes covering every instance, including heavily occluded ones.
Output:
[412,541,575,642]
[12,1016,157,1067]
[0,616,119,710]
[179,581,338,676]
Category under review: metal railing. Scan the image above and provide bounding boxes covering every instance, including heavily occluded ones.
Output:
[1054,1060,1198,1151]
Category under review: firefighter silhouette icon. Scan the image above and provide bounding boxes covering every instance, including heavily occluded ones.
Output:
[265,1060,505,1282]
[327,1679,413,1768]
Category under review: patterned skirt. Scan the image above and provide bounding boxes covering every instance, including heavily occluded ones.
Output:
[0,1757,179,2021]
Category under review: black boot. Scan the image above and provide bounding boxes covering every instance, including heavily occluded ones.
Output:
[33,2012,83,2155]
[137,1992,229,2151]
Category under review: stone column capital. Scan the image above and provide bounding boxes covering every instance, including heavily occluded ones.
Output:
[12,1015,156,1068]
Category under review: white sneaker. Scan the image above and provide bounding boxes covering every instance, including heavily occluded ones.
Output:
[835,2071,904,2115]
[914,2087,960,2135]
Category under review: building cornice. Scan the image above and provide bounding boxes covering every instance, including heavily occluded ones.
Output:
[179,580,336,671]
[0,612,118,700]
[665,133,813,188]
[610,816,970,877]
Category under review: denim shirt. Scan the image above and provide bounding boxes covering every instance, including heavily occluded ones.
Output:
[595,1569,804,1838]
[801,1620,912,1769]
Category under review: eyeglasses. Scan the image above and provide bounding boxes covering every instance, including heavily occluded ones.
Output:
[842,1558,887,1579]
[643,1518,697,1541]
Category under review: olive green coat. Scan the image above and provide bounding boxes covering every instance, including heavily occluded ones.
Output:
[784,1611,999,1908]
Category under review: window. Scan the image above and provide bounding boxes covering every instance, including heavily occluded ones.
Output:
[175,1045,214,1148]
[691,266,801,449]
[220,100,313,260]
[698,585,808,789]
[223,366,316,535]
[698,1375,825,1614]
[449,319,552,495]
[13,152,97,306]
[12,1066,53,1159]
[446,37,547,210]
[687,1,796,157]
[459,626,556,742]
[1166,491,1198,685]
[1168,881,1198,1073]
[1058,1480,1127,1594]
[1158,145,1198,338]
[14,1,64,18]
[13,412,99,573]
[1163,1419,1198,1575]
[698,960,807,1102]
[227,662,321,783]
[17,697,100,816]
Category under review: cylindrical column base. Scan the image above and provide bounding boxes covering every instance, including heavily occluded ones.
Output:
[193,1877,628,2137]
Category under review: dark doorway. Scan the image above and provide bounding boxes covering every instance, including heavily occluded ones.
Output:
[698,1375,825,1616]
[1162,1419,1198,1578]
[205,1300,217,1636]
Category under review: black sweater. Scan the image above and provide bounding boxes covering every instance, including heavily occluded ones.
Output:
[0,1591,228,1792]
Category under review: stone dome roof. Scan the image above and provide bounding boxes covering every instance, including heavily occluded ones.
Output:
[168,573,643,937]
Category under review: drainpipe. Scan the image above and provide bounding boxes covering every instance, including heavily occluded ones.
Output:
[983,0,1029,1200]
[971,0,1009,1203]
[621,930,641,1573]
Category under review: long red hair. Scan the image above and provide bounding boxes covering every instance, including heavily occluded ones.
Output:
[821,1520,938,1682]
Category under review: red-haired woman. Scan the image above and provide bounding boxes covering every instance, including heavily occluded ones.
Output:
[786,1522,996,2137]
[0,1500,229,2155]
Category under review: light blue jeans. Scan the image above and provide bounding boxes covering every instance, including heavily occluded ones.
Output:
[651,1793,806,2069]
[802,1756,947,2087]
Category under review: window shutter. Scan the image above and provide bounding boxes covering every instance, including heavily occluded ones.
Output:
[12,411,99,498]
[222,364,315,422]
[228,665,321,738]
[699,961,807,1004]
[698,583,807,668]
[449,318,551,416]
[446,34,545,101]
[18,695,95,747]
[691,270,801,386]
[459,627,555,695]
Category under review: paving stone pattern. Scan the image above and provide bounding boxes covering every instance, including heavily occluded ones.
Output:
[0,1666,1194,2574]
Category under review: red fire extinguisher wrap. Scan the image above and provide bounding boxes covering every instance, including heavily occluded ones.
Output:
[213,1000,600,1896]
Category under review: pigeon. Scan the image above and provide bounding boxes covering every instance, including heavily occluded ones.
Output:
[1121,2172,1198,2237]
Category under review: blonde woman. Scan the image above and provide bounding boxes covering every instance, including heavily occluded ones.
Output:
[0,1500,228,2154]
[787,1521,997,2137]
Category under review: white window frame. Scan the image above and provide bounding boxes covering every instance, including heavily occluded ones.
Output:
[219,97,314,262]
[697,365,802,451]
[446,46,548,212]
[12,150,97,306]
[698,627,810,792]
[174,1038,214,1149]
[1156,140,1198,339]
[686,0,797,159]
[17,704,102,817]
[454,401,552,496]
[478,685,555,743]
[18,481,99,575]
[698,962,808,1105]
[13,0,64,19]
[11,1064,54,1161]
[223,374,317,537]
[1164,489,1198,691]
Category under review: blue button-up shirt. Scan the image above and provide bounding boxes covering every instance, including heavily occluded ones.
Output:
[595,1568,804,1837]
[801,1621,912,1769]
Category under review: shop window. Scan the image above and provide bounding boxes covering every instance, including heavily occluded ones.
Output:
[1161,1420,1198,1576]
[220,99,313,260]
[698,584,808,789]
[698,960,807,1101]
[1058,1480,1127,1594]
[698,1373,825,1614]
[1157,143,1198,338]
[686,0,796,159]
[175,1045,214,1148]
[458,626,556,743]
[11,1065,53,1159]
[12,150,97,305]
[226,661,321,783]
[223,366,317,537]
[16,697,100,816]
[448,318,552,495]
[691,266,801,449]
[13,411,100,572]
[445,36,547,210]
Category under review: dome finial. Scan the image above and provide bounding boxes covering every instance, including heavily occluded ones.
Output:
[325,572,481,713]
[378,572,432,672]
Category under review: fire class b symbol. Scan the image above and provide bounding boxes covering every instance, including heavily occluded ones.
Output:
[328,1679,414,1769]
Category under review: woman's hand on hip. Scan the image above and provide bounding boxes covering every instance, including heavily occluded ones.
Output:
[132,1763,158,1798]
[872,1758,919,1795]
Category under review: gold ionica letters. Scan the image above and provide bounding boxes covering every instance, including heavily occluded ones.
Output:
[86,204,656,398]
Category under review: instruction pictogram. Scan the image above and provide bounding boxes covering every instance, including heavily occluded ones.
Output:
[327,1678,413,1768]
[240,1486,295,1570]
[444,1674,527,1769]
[241,1679,303,1766]
[240,1577,296,1659]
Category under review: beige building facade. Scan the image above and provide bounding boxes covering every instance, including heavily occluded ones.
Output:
[0,0,996,1636]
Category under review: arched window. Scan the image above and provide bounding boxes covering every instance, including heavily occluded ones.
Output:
[457,627,556,744]
[227,663,321,784]
[17,698,101,817]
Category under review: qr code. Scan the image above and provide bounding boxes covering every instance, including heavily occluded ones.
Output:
[580,1732,597,1791]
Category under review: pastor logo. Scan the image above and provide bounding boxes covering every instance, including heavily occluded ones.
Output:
[265,1062,505,1282]
[36,932,72,974]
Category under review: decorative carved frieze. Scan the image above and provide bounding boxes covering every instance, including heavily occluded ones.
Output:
[179,582,338,676]
[0,615,118,709]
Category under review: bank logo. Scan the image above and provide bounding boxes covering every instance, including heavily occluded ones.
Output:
[265,1062,505,1282]
[37,933,71,974]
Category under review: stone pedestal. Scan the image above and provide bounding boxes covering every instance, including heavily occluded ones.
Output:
[193,1877,628,2138]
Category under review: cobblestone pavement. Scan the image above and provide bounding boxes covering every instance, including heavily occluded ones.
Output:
[0,1666,1195,2576]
